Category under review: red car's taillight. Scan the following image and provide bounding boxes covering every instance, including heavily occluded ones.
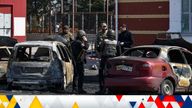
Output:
[138,63,152,76]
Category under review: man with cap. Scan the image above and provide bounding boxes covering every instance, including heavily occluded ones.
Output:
[71,30,89,94]
[118,24,133,54]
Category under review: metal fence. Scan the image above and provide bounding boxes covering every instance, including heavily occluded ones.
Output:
[27,12,115,52]
[27,12,115,34]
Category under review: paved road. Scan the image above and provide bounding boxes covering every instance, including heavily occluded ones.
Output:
[0,69,99,95]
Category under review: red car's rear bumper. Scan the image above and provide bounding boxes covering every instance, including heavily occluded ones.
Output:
[104,76,162,92]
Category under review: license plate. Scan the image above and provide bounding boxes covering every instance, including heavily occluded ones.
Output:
[116,65,133,72]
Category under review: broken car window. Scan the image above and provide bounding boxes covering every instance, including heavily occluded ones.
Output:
[0,48,10,61]
[15,46,50,62]
[124,48,160,58]
[183,51,192,65]
[168,50,185,64]
[57,45,70,62]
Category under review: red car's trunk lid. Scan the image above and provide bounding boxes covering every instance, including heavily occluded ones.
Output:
[107,56,161,77]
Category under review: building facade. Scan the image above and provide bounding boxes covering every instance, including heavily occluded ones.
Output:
[118,0,190,45]
[0,0,26,42]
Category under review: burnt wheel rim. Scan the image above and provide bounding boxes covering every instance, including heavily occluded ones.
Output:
[163,84,172,95]
[162,80,173,95]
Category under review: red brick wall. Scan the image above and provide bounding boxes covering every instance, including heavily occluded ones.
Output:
[118,0,169,46]
[0,0,26,42]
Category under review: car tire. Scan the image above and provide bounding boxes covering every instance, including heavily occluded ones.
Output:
[160,79,174,95]
[53,78,66,93]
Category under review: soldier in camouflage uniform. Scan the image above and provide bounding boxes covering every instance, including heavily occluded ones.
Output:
[95,23,110,94]
[58,25,73,50]
[95,23,108,57]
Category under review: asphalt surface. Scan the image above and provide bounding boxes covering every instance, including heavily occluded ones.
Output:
[0,69,99,95]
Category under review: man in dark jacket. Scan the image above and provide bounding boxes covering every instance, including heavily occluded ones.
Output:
[118,24,133,54]
[71,30,88,94]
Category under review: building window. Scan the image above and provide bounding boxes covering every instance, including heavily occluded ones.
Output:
[182,0,192,33]
[0,7,11,37]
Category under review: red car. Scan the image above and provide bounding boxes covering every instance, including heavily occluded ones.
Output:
[104,45,192,95]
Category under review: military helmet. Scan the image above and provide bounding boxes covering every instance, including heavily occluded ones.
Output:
[106,29,115,40]
[76,30,87,40]
[77,30,86,37]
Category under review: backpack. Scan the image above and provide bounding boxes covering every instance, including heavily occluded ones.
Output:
[102,39,117,56]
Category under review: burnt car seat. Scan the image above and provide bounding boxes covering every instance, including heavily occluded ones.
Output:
[145,51,157,58]
[34,48,49,61]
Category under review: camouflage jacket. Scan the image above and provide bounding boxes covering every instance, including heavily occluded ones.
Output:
[95,30,108,53]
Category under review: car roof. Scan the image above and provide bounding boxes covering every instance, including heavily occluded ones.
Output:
[15,41,65,47]
[133,45,184,50]
[0,46,13,48]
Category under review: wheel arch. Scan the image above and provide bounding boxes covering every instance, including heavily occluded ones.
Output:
[164,77,176,89]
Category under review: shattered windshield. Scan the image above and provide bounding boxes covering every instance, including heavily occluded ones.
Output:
[15,46,51,62]
[123,47,160,58]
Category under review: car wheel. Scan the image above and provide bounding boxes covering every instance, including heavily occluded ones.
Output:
[160,79,174,95]
[53,77,66,93]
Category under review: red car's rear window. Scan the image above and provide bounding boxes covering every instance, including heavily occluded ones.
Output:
[123,48,160,58]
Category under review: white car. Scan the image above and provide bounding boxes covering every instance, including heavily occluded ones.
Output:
[0,46,12,81]
[7,41,74,91]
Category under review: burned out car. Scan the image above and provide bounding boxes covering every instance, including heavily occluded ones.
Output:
[0,46,13,81]
[104,45,192,95]
[6,41,74,90]
[0,36,17,81]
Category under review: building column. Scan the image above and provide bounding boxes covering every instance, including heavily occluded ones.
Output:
[168,0,182,32]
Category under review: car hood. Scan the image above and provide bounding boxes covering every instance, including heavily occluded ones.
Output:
[0,36,18,47]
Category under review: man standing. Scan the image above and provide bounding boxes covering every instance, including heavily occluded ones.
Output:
[71,30,89,94]
[95,23,108,94]
[58,25,73,51]
[96,28,117,94]
[118,24,133,54]
[62,25,74,42]
[95,23,108,57]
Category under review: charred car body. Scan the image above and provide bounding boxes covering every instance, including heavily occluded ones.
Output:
[6,41,74,90]
[0,46,13,81]
[0,36,16,82]
[104,45,192,95]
